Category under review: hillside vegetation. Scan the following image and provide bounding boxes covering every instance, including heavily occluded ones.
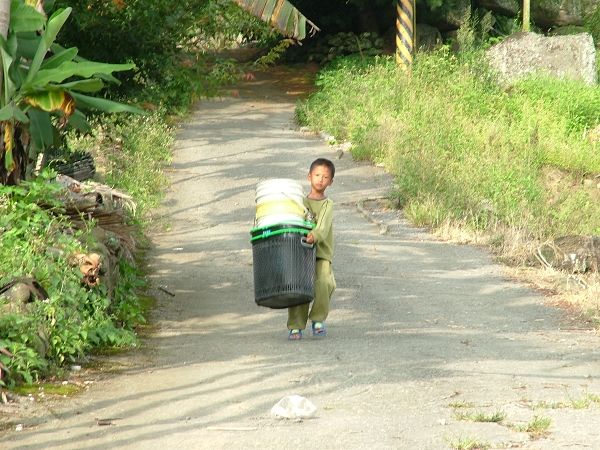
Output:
[296,44,600,330]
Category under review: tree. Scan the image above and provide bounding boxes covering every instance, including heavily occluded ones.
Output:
[0,2,142,185]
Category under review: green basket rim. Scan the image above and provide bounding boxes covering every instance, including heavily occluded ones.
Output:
[250,220,314,234]
[250,227,311,242]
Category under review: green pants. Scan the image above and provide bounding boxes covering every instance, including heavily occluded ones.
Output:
[287,259,336,330]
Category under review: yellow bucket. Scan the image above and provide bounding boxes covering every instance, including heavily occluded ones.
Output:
[256,199,305,219]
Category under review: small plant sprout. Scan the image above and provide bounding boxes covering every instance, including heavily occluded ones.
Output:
[454,410,506,423]
[448,436,491,450]
[533,400,567,409]
[449,401,475,409]
[514,415,552,438]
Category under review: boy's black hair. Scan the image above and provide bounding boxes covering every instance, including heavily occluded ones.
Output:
[309,158,335,178]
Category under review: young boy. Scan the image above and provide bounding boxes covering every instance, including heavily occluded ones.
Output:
[288,158,336,340]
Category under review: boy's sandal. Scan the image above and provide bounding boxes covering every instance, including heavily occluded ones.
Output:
[311,321,327,337]
[288,329,302,340]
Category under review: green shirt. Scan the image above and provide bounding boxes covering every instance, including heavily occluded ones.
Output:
[304,197,334,262]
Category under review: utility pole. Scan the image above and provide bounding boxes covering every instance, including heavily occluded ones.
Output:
[396,0,415,70]
[522,0,530,32]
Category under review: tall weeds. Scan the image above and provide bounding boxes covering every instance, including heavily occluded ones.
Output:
[297,50,600,251]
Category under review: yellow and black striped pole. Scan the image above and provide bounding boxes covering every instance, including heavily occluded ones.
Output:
[395,0,416,70]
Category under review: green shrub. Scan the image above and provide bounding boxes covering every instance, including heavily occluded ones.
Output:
[0,174,142,386]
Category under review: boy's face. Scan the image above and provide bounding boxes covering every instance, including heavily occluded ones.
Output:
[308,164,333,194]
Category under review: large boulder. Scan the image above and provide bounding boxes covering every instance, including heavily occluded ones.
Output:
[486,32,597,85]
[532,0,599,28]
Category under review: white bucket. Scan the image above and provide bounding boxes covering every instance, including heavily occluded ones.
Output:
[255,179,304,205]
[255,178,306,227]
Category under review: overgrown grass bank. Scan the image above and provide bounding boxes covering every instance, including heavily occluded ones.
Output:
[297,51,600,255]
[0,174,142,385]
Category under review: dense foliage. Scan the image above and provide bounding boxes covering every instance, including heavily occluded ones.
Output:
[52,0,271,112]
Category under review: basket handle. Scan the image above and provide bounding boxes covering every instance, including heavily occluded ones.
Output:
[300,237,314,249]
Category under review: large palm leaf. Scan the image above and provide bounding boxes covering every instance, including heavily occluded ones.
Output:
[232,0,319,40]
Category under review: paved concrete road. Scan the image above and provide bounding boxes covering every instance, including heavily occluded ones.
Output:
[4,71,600,449]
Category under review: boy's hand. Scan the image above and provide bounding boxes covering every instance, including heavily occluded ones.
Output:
[305,233,315,244]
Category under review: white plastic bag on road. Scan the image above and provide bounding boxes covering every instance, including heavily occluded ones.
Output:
[270,394,317,419]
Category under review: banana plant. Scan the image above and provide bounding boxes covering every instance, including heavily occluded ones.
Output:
[0,1,143,184]
[232,0,319,40]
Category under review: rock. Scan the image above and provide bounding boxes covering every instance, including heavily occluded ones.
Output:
[476,0,520,16]
[416,23,443,51]
[1,283,32,304]
[486,32,598,86]
[32,329,49,357]
[427,0,471,30]
[537,235,600,273]
[532,0,598,28]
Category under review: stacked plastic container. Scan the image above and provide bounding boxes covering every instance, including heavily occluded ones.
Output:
[250,179,316,309]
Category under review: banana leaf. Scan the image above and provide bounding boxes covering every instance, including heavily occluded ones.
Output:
[41,47,78,70]
[232,0,319,40]
[27,108,54,149]
[9,1,45,33]
[14,31,39,60]
[50,44,121,85]
[3,121,15,172]
[0,38,16,104]
[53,79,104,93]
[24,7,71,85]
[24,89,74,116]
[70,92,144,114]
[24,61,135,90]
[0,103,28,122]
[67,109,90,133]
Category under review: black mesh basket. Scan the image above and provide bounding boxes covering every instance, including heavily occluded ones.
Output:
[251,230,316,309]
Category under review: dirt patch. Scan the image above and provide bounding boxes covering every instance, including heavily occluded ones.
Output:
[224,63,320,100]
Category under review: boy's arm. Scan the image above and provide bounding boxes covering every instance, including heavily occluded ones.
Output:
[306,199,333,244]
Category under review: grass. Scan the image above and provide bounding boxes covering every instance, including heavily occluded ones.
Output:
[448,401,476,409]
[448,436,491,450]
[512,415,552,438]
[296,48,600,320]
[532,393,600,410]
[297,51,600,241]
[454,410,506,423]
